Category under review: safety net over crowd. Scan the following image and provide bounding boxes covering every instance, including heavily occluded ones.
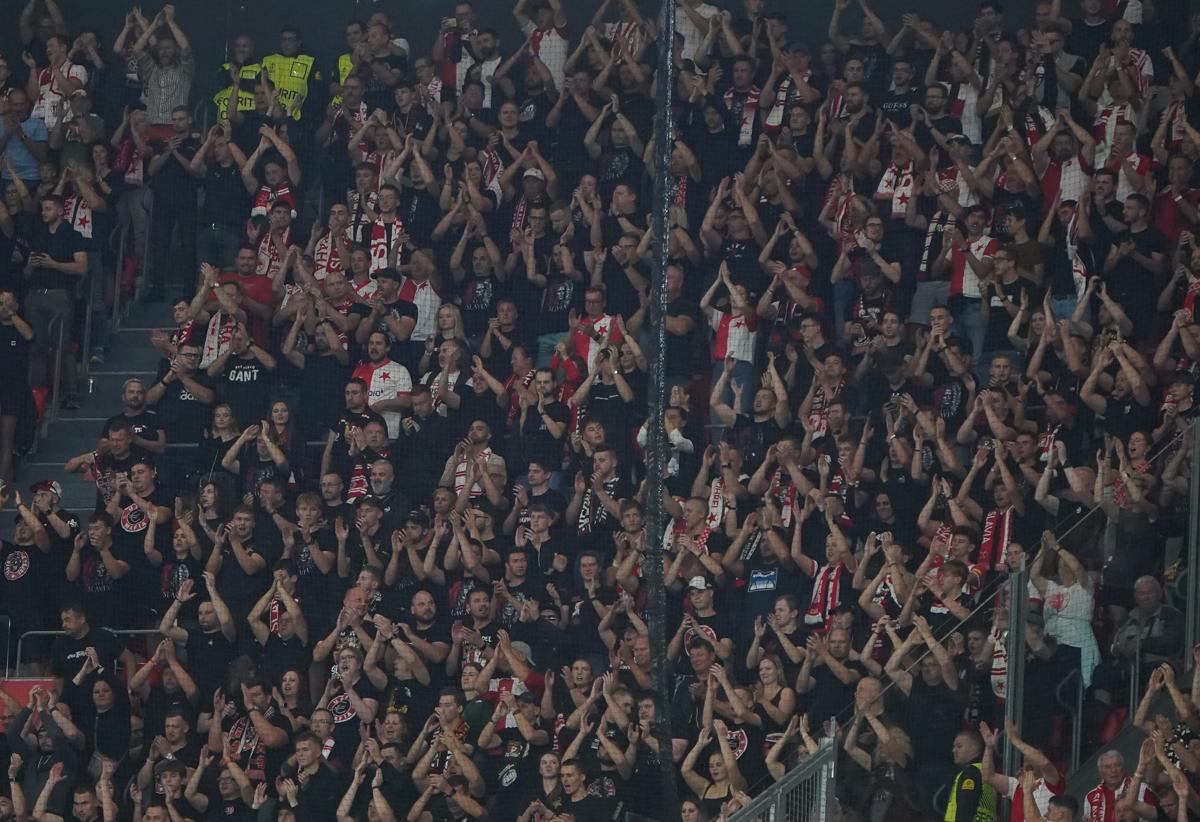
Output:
[2,0,1200,819]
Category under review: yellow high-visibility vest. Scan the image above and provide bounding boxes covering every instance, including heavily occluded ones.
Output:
[262,53,318,120]
[329,53,355,108]
[212,62,261,121]
[944,763,997,822]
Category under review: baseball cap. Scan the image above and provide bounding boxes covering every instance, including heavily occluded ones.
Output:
[523,168,546,181]
[688,575,714,591]
[376,266,403,282]
[405,509,431,527]
[469,498,500,519]
[30,480,62,497]
[946,133,972,146]
[509,641,535,665]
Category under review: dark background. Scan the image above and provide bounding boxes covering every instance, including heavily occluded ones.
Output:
[2,0,1045,95]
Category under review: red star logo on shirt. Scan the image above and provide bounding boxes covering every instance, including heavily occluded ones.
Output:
[77,215,89,229]
[379,371,391,381]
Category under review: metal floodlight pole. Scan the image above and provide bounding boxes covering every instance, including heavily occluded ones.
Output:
[643,0,681,816]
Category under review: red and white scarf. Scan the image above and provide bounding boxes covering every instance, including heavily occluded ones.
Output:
[806,378,845,438]
[723,86,761,147]
[1086,778,1144,822]
[251,181,297,217]
[705,477,727,529]
[313,231,349,279]
[200,312,236,368]
[767,468,798,527]
[369,215,406,273]
[874,162,914,217]
[479,146,505,201]
[1183,276,1200,315]
[256,228,292,279]
[805,562,846,630]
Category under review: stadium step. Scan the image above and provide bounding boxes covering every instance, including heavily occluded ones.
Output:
[10,302,177,525]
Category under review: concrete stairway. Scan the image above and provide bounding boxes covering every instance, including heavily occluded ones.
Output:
[17,300,176,517]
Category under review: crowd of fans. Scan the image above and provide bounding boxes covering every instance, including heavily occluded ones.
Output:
[2,0,1200,819]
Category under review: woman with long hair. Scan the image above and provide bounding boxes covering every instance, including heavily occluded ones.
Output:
[746,654,797,737]
[197,404,241,480]
[274,667,311,731]
[682,719,748,820]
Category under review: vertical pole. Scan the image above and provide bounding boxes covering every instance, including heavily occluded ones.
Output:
[643,0,681,816]
[1003,562,1028,781]
[1185,422,1200,654]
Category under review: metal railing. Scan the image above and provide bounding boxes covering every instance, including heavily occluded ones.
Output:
[15,628,161,675]
[0,616,10,680]
[728,738,836,822]
[1056,669,1084,774]
[41,314,66,433]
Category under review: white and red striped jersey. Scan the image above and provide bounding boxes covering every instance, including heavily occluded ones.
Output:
[521,22,569,88]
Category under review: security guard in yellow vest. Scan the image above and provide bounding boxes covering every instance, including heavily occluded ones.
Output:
[328,19,367,109]
[945,731,998,822]
[213,62,261,121]
[262,26,319,121]
[328,52,356,109]
[212,34,260,121]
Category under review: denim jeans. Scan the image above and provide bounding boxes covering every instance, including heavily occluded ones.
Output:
[197,222,242,271]
[950,296,985,361]
[832,278,858,338]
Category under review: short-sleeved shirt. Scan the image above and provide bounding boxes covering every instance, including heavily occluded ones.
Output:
[0,117,48,182]
[27,220,85,291]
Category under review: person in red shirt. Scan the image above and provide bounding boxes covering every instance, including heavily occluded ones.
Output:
[1153,155,1200,244]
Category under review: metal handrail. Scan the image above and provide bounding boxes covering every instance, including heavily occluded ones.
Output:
[15,629,162,675]
[110,222,128,332]
[0,616,11,680]
[727,737,836,822]
[1055,668,1084,774]
[43,314,66,431]
[78,253,99,382]
[1127,631,1142,720]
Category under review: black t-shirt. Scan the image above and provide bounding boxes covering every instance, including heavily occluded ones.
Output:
[151,366,214,444]
[150,133,202,204]
[102,411,164,453]
[214,535,276,608]
[27,220,85,291]
[201,161,251,227]
[187,628,237,701]
[0,321,32,389]
[562,794,615,822]
[50,627,123,681]
[665,296,700,377]
[0,540,51,620]
[1107,227,1166,334]
[517,400,569,468]
[326,675,385,754]
[217,354,274,426]
[805,659,867,725]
